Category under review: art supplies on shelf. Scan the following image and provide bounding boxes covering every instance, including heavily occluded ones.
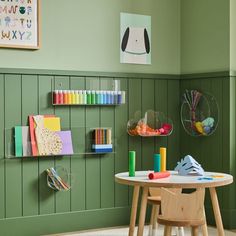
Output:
[127,110,173,137]
[46,166,71,191]
[91,128,113,153]
[181,89,219,136]
[52,90,126,105]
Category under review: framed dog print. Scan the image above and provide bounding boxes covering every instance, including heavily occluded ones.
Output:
[0,0,41,49]
[120,12,151,65]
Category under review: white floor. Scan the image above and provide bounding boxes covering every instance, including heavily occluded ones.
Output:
[47,225,236,236]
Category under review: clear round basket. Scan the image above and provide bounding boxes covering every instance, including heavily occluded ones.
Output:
[127,110,173,137]
[46,166,72,191]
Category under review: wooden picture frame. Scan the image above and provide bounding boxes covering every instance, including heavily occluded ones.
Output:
[0,0,41,49]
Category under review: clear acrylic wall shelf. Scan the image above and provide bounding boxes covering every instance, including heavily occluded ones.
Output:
[52,79,125,106]
[127,110,173,137]
[5,127,115,159]
[181,90,219,136]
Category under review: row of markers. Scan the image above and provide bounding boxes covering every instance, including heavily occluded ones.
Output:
[53,90,125,105]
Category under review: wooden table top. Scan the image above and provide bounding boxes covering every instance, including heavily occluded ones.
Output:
[115,171,233,188]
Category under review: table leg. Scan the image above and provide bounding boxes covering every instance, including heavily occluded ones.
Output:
[129,185,140,236]
[209,187,224,236]
[137,186,149,236]
[202,206,208,236]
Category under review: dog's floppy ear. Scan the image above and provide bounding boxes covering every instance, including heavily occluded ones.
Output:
[144,28,150,54]
[121,27,130,52]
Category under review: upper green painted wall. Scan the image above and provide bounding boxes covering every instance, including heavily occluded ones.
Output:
[230,0,236,71]
[181,0,230,73]
[0,0,180,74]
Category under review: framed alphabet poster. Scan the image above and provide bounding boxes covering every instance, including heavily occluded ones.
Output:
[0,0,40,49]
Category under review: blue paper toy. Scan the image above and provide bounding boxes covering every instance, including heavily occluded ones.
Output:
[174,155,204,176]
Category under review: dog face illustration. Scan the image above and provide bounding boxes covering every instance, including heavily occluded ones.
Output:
[121,27,150,64]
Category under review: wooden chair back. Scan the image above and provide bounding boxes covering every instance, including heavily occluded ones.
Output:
[160,188,205,222]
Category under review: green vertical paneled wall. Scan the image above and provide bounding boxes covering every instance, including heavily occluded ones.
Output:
[180,74,236,229]
[0,69,180,236]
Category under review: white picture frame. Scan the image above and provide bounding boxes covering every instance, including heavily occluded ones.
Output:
[0,0,41,49]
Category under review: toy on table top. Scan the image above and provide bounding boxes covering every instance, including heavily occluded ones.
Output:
[174,155,204,176]
[127,110,173,137]
[148,171,170,180]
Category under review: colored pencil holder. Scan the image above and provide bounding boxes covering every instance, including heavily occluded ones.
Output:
[160,147,166,171]
[154,154,161,172]
[129,151,135,177]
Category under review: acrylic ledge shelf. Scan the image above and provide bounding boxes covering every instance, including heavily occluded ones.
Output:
[52,103,123,106]
[129,133,172,137]
[5,151,115,159]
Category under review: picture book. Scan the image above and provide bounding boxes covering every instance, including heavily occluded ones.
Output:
[56,131,74,155]
[15,126,22,157]
[22,126,32,156]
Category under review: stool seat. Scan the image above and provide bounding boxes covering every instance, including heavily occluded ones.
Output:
[158,216,205,227]
[147,196,161,205]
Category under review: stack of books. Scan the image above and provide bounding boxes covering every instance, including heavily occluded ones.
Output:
[92,128,112,153]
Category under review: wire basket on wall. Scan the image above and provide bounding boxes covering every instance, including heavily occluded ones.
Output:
[181,90,219,136]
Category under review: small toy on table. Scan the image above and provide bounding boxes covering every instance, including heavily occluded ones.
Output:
[148,171,170,180]
[129,151,135,177]
[174,155,204,176]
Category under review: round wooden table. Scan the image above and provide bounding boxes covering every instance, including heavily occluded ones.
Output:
[115,171,233,236]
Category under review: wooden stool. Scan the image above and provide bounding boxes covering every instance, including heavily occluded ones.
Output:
[157,188,205,236]
[148,188,184,236]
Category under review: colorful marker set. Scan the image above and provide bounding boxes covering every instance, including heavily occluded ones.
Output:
[154,147,166,172]
[53,90,126,105]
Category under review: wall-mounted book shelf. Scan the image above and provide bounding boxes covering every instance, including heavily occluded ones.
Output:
[5,126,115,159]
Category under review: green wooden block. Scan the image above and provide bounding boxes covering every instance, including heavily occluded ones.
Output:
[14,126,22,157]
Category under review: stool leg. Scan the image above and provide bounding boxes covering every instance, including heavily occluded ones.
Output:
[164,226,172,236]
[175,227,185,236]
[191,226,199,236]
[148,205,156,236]
[152,205,159,236]
[179,227,185,236]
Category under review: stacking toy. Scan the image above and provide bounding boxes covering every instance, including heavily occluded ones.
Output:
[148,171,170,180]
[160,147,166,171]
[129,151,135,177]
[154,154,161,172]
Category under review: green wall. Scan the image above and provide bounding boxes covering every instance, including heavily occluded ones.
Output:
[0,69,180,236]
[181,0,230,73]
[180,74,236,229]
[230,0,236,71]
[0,0,180,74]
